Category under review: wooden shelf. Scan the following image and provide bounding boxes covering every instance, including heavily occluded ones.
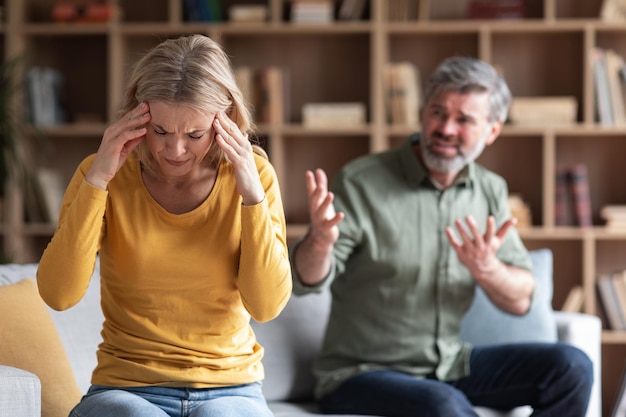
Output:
[3,0,626,414]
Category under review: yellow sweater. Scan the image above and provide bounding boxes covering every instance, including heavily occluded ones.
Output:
[37,152,292,388]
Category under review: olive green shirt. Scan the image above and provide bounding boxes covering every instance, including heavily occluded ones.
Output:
[291,135,532,399]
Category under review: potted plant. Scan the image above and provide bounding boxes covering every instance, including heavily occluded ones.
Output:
[0,58,44,262]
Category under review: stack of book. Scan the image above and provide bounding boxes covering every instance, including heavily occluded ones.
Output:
[290,0,334,24]
[383,61,421,127]
[337,0,366,21]
[507,194,532,228]
[301,102,366,128]
[591,47,626,127]
[561,286,584,313]
[597,271,626,330]
[387,0,418,21]
[24,66,66,127]
[228,4,268,23]
[508,96,577,127]
[235,66,289,125]
[600,0,626,22]
[555,163,592,227]
[600,205,626,231]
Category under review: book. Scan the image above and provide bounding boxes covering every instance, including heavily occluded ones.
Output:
[555,165,572,226]
[592,47,614,126]
[554,163,593,227]
[25,66,66,127]
[384,61,421,126]
[508,96,577,126]
[613,272,626,328]
[184,0,222,22]
[387,0,418,21]
[597,274,626,330]
[601,0,626,22]
[561,285,584,313]
[507,194,532,228]
[338,0,366,21]
[466,0,526,20]
[290,0,334,24]
[605,49,626,126]
[302,102,366,128]
[612,361,626,417]
[235,66,289,125]
[569,163,592,227]
[600,205,626,230]
[228,5,268,23]
[35,168,65,225]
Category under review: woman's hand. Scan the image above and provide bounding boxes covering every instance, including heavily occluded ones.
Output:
[86,102,150,190]
[213,112,265,206]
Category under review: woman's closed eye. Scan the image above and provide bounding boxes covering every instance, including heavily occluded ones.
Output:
[153,129,206,140]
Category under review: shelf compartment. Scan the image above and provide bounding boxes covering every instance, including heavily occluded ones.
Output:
[387,31,479,83]
[554,0,603,20]
[119,0,169,23]
[524,238,584,310]
[491,30,585,123]
[281,134,369,224]
[555,135,626,225]
[601,344,626,417]
[479,133,544,227]
[221,32,371,125]
[22,34,108,125]
[37,136,99,188]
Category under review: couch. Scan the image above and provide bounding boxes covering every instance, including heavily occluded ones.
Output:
[0,249,601,417]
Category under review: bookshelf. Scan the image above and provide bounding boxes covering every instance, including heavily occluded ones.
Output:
[3,0,626,414]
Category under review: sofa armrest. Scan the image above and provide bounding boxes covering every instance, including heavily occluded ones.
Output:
[554,311,602,417]
[0,365,41,417]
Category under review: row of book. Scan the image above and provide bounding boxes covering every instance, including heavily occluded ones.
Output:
[289,0,366,24]
[601,205,626,231]
[466,0,526,20]
[383,61,421,126]
[555,163,592,227]
[592,47,626,127]
[24,66,66,127]
[387,0,418,21]
[597,270,626,331]
[23,167,65,225]
[235,66,289,125]
[183,0,222,22]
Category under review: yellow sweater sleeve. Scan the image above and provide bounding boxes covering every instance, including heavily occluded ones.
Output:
[37,155,106,310]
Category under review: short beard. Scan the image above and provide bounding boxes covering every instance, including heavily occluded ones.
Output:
[420,132,488,173]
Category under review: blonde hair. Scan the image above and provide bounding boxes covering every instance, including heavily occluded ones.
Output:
[122,34,253,170]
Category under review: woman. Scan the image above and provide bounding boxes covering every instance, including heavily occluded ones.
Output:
[37,34,292,417]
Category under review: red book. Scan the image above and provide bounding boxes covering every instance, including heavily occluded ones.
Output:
[569,163,593,227]
[467,0,526,20]
[555,165,571,226]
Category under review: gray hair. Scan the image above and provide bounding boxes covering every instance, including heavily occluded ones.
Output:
[422,56,511,123]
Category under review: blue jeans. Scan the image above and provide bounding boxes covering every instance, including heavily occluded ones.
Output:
[68,382,273,417]
[319,343,593,417]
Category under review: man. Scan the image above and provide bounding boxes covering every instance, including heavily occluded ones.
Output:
[290,56,593,416]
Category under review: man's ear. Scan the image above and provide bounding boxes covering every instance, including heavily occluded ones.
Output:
[485,120,504,146]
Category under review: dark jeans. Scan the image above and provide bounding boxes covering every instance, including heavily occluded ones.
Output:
[319,343,593,417]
